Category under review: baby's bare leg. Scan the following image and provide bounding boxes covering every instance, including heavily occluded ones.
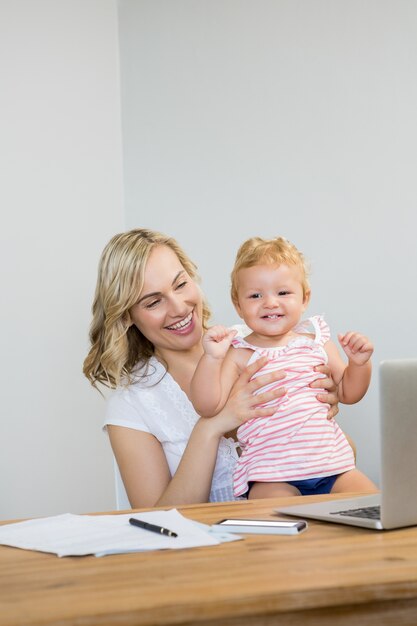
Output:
[248,482,301,499]
[331,469,379,494]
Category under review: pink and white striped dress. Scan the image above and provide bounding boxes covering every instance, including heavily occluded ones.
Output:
[232,316,355,497]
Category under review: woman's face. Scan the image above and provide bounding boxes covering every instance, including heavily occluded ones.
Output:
[129,245,204,356]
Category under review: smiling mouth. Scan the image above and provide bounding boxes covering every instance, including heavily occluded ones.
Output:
[262,314,283,319]
[165,312,193,331]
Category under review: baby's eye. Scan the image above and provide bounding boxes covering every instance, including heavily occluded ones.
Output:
[278,291,290,296]
[249,293,262,299]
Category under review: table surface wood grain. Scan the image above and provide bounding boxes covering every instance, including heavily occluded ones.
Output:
[1,494,417,626]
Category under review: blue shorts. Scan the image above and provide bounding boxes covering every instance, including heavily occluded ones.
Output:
[246,474,340,497]
[287,474,339,495]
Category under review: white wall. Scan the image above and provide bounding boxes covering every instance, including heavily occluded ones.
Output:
[0,1,124,519]
[119,0,417,485]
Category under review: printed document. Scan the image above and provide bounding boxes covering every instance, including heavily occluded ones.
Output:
[0,509,239,557]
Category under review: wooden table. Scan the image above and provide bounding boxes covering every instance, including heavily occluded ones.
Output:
[1,494,417,625]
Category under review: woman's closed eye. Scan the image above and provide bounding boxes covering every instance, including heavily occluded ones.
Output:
[144,298,161,309]
[175,280,187,290]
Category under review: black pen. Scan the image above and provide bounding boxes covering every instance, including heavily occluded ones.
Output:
[129,517,178,537]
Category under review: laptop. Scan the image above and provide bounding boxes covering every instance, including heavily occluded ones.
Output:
[276,359,417,530]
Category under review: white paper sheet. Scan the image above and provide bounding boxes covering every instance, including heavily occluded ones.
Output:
[0,509,239,557]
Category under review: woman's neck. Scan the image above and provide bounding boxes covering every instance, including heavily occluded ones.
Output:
[154,343,204,396]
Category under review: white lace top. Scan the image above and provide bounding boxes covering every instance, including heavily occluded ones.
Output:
[104,356,240,502]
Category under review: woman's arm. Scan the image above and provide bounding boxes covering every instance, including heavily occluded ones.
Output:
[108,422,221,507]
[109,356,287,508]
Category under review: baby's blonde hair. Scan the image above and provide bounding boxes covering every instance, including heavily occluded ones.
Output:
[231,236,310,304]
[83,228,211,389]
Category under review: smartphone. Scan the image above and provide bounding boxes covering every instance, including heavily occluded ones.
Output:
[212,518,307,535]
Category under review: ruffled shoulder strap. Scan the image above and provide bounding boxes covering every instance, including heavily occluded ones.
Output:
[230,323,252,338]
[294,315,331,346]
[231,335,257,351]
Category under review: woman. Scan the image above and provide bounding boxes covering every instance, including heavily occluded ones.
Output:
[83,228,340,508]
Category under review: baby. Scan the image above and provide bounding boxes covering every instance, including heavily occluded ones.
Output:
[190,236,377,498]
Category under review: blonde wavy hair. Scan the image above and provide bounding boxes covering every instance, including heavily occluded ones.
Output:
[231,236,310,304]
[83,228,211,389]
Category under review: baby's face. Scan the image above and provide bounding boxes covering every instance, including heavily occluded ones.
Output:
[233,263,309,341]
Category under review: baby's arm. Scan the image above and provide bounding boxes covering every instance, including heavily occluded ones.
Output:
[190,326,241,417]
[325,331,373,404]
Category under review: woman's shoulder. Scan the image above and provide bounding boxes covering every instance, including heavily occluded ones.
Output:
[128,356,167,385]
[104,357,167,430]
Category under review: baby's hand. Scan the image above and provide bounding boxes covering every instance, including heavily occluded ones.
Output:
[203,325,238,359]
[338,331,374,366]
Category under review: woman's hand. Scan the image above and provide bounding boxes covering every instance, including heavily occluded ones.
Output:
[211,356,287,435]
[311,364,339,420]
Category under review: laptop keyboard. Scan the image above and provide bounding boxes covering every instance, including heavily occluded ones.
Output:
[330,505,381,520]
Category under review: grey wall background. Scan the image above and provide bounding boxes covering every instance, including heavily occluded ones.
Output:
[1,0,416,520]
[0,0,124,520]
[119,0,417,486]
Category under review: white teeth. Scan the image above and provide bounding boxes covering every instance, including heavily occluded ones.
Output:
[166,312,192,330]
